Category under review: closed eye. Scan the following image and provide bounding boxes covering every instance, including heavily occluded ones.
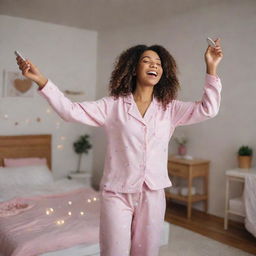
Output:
[143,60,161,66]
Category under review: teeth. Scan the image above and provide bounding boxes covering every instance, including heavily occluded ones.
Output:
[147,71,157,76]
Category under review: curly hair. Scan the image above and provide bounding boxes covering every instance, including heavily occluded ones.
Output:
[108,44,181,111]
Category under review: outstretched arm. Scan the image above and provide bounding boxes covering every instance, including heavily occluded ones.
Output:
[171,74,222,127]
[38,80,110,127]
[16,57,111,127]
[171,38,223,127]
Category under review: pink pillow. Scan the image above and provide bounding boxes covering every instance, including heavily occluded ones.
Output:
[4,157,47,167]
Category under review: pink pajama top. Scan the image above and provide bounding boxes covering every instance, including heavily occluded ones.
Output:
[38,73,222,193]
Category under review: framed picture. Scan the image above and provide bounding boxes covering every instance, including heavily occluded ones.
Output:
[2,70,35,97]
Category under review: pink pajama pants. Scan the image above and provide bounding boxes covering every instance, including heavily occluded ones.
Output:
[99,182,166,256]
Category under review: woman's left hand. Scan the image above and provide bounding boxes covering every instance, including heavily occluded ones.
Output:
[204,38,223,68]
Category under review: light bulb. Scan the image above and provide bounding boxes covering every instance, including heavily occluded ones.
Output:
[46,208,54,215]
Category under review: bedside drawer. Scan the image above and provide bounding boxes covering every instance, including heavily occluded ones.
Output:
[168,162,188,177]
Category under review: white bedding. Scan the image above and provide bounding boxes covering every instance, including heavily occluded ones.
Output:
[0,178,87,203]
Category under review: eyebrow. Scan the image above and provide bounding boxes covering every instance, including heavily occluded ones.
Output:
[141,56,161,61]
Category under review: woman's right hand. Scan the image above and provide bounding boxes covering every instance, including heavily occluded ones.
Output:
[16,56,48,88]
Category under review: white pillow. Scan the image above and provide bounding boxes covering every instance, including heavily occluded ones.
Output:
[0,165,54,187]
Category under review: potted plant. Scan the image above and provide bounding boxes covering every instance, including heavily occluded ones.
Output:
[73,134,92,173]
[237,145,253,169]
[174,136,188,156]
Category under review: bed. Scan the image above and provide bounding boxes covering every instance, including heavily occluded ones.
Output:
[0,135,170,256]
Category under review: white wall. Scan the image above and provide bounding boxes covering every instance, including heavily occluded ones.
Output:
[0,15,98,179]
[93,0,256,220]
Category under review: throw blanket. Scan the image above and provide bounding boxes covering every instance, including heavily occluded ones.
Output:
[244,173,256,238]
[0,187,100,256]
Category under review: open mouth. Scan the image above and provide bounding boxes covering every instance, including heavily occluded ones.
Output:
[146,71,158,77]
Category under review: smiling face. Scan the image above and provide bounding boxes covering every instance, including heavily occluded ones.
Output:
[135,50,163,87]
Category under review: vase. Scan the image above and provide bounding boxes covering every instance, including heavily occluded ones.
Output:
[76,153,83,173]
[178,144,187,156]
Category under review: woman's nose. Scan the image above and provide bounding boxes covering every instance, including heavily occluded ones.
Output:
[149,62,157,68]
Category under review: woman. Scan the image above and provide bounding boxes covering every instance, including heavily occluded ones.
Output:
[16,39,223,256]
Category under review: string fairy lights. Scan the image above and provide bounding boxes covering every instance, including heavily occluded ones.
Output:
[43,196,99,227]
[57,144,64,150]
[45,208,54,215]
[46,108,51,114]
[60,136,66,141]
[56,219,65,226]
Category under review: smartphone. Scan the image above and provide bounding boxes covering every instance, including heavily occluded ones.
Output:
[206,37,216,47]
[14,50,26,61]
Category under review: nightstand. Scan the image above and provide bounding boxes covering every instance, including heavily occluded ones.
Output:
[67,171,92,186]
[166,155,210,219]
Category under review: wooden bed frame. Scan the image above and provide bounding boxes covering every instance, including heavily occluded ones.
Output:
[0,134,52,170]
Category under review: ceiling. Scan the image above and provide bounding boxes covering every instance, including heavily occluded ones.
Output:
[0,0,222,31]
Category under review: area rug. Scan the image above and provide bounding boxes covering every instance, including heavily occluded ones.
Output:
[159,223,254,256]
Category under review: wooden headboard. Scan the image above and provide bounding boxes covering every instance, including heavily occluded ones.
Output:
[0,134,52,170]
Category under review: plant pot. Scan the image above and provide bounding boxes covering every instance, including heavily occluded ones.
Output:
[76,153,83,173]
[238,155,252,169]
[178,145,187,156]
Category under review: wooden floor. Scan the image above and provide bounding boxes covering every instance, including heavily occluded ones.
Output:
[165,200,256,255]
